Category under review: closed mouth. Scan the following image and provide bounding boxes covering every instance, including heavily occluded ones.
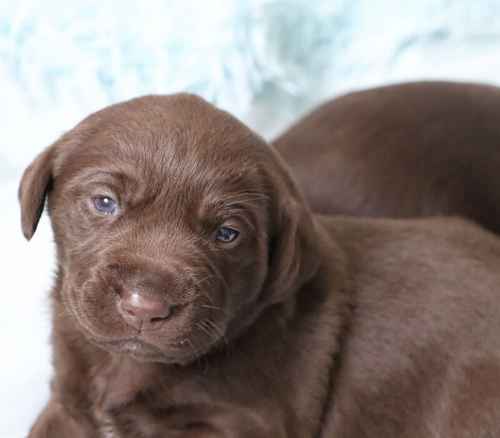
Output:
[98,336,195,359]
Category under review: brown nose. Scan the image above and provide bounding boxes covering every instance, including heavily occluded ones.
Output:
[118,289,173,329]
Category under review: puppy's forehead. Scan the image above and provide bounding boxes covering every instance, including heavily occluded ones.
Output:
[57,94,269,186]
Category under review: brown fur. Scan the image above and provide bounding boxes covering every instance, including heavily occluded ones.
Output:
[274,81,500,233]
[21,94,500,437]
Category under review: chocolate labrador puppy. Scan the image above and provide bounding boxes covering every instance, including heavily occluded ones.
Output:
[21,94,500,437]
[274,81,500,233]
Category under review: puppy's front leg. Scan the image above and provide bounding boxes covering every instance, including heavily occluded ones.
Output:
[28,399,95,438]
[113,403,289,438]
[205,411,287,438]
[165,406,289,438]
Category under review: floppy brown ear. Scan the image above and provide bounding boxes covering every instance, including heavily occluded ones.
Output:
[18,146,54,240]
[263,155,321,304]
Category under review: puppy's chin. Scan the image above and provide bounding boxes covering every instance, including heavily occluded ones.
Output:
[69,309,227,365]
[94,338,213,365]
[71,321,225,364]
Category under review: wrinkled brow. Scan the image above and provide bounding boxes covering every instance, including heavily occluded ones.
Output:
[61,169,134,193]
[202,189,271,231]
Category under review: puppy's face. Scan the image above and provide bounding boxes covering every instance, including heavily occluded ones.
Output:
[19,95,318,364]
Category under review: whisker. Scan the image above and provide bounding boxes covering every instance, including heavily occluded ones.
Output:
[199,304,225,311]
[186,338,200,358]
[191,275,214,287]
[196,321,213,339]
[205,319,227,345]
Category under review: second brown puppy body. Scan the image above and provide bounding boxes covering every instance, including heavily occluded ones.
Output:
[274,81,500,232]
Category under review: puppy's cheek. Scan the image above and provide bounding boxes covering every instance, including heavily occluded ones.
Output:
[138,300,228,361]
[224,252,268,312]
[51,195,91,236]
[62,278,130,341]
[85,285,128,337]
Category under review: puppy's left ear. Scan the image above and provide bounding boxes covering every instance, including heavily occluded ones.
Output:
[264,154,321,304]
[18,146,55,240]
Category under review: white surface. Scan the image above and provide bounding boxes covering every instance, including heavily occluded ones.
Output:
[2,1,500,436]
[1,182,52,438]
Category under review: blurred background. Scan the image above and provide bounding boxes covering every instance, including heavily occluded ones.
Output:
[2,0,500,436]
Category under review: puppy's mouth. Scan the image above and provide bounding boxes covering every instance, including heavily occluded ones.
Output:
[96,335,219,364]
[98,337,184,362]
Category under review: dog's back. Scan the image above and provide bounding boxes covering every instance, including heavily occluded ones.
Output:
[274,81,500,234]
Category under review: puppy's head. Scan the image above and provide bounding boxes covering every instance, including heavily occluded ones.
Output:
[19,94,319,364]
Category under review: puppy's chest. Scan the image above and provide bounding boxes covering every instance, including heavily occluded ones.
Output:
[91,358,165,437]
[90,358,217,437]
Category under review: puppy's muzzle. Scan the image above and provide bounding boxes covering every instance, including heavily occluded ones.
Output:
[112,265,186,331]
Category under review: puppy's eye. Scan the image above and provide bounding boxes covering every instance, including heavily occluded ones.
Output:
[92,195,118,215]
[215,226,239,243]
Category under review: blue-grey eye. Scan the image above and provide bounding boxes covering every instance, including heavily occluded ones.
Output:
[215,226,239,243]
[92,195,118,215]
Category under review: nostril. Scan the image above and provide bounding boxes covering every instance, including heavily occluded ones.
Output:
[123,307,138,317]
[150,305,173,323]
[149,303,186,323]
[150,316,168,324]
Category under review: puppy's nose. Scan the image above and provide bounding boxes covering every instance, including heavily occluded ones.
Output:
[118,289,172,328]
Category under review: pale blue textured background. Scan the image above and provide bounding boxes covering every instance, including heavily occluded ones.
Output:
[2,1,500,436]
